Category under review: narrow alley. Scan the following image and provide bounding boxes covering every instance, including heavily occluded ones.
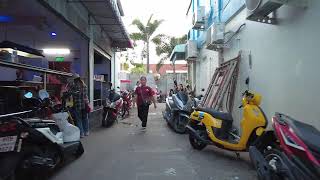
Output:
[51,104,256,180]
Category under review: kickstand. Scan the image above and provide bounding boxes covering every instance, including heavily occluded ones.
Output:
[235,152,240,159]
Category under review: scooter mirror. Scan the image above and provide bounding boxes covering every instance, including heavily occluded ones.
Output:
[24,92,33,99]
[38,89,49,100]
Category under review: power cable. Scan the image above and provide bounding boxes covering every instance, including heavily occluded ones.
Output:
[224,23,246,44]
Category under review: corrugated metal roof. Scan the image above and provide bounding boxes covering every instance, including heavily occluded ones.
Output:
[169,44,186,62]
[81,0,132,48]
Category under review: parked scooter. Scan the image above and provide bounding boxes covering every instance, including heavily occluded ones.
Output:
[186,90,268,153]
[249,113,320,180]
[163,90,202,134]
[102,89,123,127]
[120,90,132,118]
[156,90,165,103]
[0,91,83,180]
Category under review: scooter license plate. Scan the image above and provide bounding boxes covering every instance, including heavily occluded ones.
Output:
[0,136,18,152]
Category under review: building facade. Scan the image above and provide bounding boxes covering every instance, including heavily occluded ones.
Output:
[0,0,131,113]
[188,0,320,129]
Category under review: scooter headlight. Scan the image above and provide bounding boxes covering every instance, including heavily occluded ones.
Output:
[110,102,116,108]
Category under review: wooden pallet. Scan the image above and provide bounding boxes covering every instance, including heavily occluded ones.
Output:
[201,55,240,111]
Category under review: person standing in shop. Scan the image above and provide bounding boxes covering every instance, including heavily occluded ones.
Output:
[135,76,156,130]
[69,73,90,137]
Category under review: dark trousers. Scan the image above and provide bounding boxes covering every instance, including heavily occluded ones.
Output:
[138,105,149,127]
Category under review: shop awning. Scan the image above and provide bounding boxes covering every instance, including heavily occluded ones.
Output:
[81,0,132,48]
[169,44,186,62]
[0,41,45,58]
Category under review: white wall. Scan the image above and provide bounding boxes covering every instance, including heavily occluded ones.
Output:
[195,48,219,94]
[112,52,121,89]
[223,2,320,129]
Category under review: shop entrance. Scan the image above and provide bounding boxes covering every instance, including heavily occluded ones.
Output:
[92,50,111,111]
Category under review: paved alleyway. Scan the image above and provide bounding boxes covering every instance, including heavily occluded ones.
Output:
[51,104,257,180]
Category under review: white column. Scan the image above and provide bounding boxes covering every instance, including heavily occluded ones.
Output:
[88,26,94,104]
[111,50,115,86]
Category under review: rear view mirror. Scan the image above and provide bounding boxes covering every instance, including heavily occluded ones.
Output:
[24,92,33,99]
[38,89,49,100]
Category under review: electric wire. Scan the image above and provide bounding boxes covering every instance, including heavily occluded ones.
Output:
[221,0,232,13]
[224,23,246,44]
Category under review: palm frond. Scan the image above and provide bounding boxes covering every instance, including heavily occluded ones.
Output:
[130,33,144,41]
[132,19,146,33]
[147,19,164,37]
[151,34,167,45]
[147,14,154,25]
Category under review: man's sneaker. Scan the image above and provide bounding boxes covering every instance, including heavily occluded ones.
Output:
[141,127,146,131]
[85,132,89,136]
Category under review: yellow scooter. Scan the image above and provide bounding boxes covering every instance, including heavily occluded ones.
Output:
[186,90,268,153]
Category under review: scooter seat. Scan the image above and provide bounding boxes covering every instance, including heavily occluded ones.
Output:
[287,118,320,155]
[196,107,233,122]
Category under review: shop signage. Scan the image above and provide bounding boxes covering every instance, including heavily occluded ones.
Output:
[55,57,65,62]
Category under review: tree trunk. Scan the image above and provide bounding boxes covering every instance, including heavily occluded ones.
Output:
[146,40,150,73]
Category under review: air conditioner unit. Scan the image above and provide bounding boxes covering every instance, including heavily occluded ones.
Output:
[246,0,308,24]
[206,23,225,50]
[185,40,198,61]
[192,6,205,30]
[212,23,225,44]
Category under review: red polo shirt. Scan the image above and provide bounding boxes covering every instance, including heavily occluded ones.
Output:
[135,86,155,106]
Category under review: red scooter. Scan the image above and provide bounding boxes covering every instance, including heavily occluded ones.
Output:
[250,112,320,180]
[120,90,132,118]
[102,90,123,127]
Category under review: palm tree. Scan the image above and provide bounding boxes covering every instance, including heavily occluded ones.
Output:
[152,34,187,73]
[130,15,164,73]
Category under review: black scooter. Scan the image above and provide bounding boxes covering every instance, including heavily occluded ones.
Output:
[0,91,84,180]
[163,91,202,134]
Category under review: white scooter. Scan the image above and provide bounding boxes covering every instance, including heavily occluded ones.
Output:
[0,90,84,180]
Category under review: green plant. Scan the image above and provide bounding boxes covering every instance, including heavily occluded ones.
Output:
[130,14,164,73]
[123,63,129,71]
[130,63,146,74]
[152,34,187,73]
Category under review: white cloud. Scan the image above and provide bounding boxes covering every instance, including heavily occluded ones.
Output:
[121,0,191,64]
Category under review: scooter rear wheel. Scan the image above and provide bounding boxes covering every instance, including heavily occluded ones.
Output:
[74,143,84,158]
[263,149,291,180]
[189,133,207,150]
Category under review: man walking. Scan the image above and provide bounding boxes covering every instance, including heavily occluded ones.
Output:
[135,76,157,129]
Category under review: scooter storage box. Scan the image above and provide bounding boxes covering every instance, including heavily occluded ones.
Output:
[52,112,80,142]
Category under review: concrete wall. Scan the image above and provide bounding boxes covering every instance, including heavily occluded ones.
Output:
[223,2,320,129]
[195,48,219,94]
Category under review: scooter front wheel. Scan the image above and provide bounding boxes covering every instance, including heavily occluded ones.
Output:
[189,133,207,150]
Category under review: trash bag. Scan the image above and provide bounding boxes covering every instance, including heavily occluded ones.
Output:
[52,112,80,142]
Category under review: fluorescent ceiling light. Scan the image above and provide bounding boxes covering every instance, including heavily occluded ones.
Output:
[0,48,42,58]
[43,48,70,55]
